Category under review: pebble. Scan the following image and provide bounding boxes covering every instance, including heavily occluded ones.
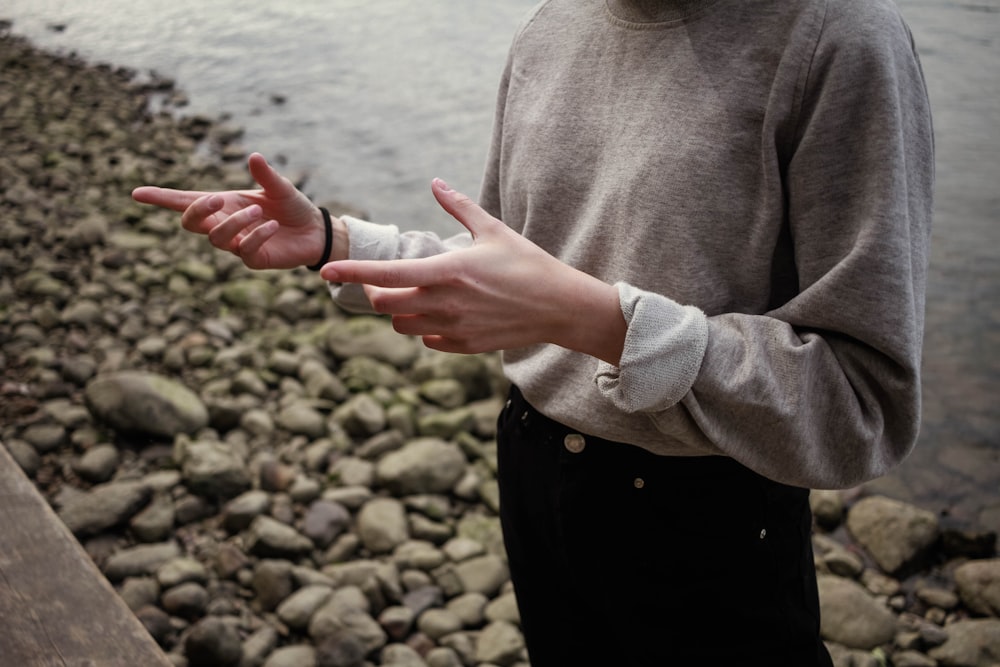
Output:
[185,616,243,667]
[57,480,152,537]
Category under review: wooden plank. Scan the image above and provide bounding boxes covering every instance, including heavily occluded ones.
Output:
[0,443,172,666]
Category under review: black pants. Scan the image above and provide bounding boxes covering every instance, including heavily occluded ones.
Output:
[497,386,834,666]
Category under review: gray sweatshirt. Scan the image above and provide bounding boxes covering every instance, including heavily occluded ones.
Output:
[330,0,934,490]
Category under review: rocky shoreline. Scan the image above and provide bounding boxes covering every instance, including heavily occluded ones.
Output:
[1,29,998,667]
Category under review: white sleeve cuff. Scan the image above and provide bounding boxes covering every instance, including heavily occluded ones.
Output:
[595,282,709,413]
[326,215,401,313]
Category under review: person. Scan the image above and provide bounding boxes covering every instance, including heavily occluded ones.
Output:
[133,0,934,663]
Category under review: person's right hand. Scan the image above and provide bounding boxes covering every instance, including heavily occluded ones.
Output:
[132,152,345,270]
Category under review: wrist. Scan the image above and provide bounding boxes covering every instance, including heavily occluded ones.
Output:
[306,207,334,271]
[553,272,626,365]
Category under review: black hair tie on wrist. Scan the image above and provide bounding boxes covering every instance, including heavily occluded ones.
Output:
[307,206,333,271]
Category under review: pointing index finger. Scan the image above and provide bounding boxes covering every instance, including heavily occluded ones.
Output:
[320,257,447,288]
[131,186,212,212]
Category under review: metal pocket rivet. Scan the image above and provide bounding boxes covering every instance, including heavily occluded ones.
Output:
[563,433,586,453]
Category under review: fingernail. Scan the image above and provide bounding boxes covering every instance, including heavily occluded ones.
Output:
[433,178,452,192]
[206,195,222,209]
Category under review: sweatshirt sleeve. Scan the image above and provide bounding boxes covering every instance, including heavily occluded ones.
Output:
[327,215,473,313]
[595,0,934,490]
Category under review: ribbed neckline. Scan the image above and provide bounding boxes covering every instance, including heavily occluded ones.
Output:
[604,0,721,27]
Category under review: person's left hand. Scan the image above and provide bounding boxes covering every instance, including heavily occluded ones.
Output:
[320,179,626,364]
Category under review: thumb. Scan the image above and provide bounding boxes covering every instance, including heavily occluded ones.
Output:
[247,152,297,198]
[431,178,501,240]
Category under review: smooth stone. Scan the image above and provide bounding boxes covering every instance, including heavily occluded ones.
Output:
[102,541,182,581]
[818,575,897,650]
[276,584,335,630]
[184,616,243,667]
[129,493,176,542]
[846,495,939,573]
[246,515,314,558]
[252,559,295,612]
[928,619,1000,667]
[417,608,464,640]
[375,438,468,495]
[177,437,251,499]
[326,316,421,367]
[73,443,120,483]
[84,371,208,438]
[954,559,1000,616]
[57,480,151,537]
[357,497,410,554]
[302,500,351,548]
[222,489,272,532]
[262,644,317,667]
[475,621,526,666]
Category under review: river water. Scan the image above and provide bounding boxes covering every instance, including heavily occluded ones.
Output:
[3,0,997,530]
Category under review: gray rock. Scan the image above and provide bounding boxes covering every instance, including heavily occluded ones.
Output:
[330,457,376,488]
[846,496,939,573]
[240,625,279,667]
[134,604,172,646]
[928,619,1000,667]
[247,515,314,558]
[157,557,208,588]
[262,644,317,667]
[161,581,209,618]
[130,493,176,542]
[222,489,272,532]
[327,316,421,367]
[418,608,464,639]
[810,489,845,528]
[5,439,41,476]
[22,423,67,453]
[955,559,1000,616]
[185,616,243,667]
[378,605,416,642]
[357,498,410,554]
[240,408,275,436]
[420,378,467,409]
[73,443,120,482]
[426,647,463,667]
[84,371,208,438]
[276,402,327,438]
[276,584,335,630]
[453,554,509,597]
[309,587,387,655]
[410,352,496,402]
[252,559,295,612]
[380,643,426,666]
[220,278,275,309]
[118,577,161,612]
[302,500,352,548]
[102,541,182,581]
[177,437,251,499]
[475,621,526,666]
[58,480,151,537]
[333,392,387,437]
[338,356,409,393]
[376,438,468,496]
[485,592,520,624]
[818,575,897,650]
[893,651,938,667]
[416,408,476,440]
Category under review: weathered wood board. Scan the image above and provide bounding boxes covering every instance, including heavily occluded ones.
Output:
[0,443,171,666]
